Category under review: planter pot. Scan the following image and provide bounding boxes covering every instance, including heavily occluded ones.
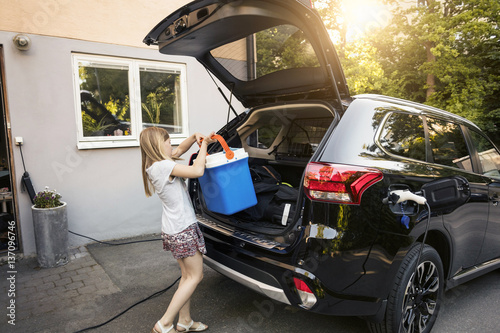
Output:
[31,202,69,268]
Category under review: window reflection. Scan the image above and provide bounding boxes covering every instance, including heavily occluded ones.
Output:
[469,129,500,178]
[427,117,472,171]
[379,113,426,162]
[140,67,183,134]
[211,24,319,81]
[79,65,131,137]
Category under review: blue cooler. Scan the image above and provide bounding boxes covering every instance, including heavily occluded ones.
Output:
[198,148,257,215]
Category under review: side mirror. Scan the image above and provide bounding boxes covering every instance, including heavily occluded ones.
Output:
[421,176,470,213]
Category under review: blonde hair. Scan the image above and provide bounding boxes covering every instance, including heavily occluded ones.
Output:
[140,127,172,197]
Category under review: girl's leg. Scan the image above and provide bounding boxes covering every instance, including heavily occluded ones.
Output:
[177,252,207,331]
[177,295,191,326]
[155,251,204,330]
[176,259,192,326]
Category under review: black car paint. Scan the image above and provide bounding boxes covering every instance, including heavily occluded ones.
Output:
[191,96,500,319]
[320,97,497,284]
[479,182,500,261]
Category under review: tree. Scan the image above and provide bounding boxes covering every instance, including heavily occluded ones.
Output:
[255,25,319,78]
[363,0,500,144]
[314,0,395,96]
[313,0,346,55]
[342,39,392,95]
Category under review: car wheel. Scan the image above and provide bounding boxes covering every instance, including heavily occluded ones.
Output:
[368,243,444,333]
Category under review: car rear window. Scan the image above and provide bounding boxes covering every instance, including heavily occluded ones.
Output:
[379,113,426,162]
[210,24,320,81]
[427,117,472,171]
[468,129,500,178]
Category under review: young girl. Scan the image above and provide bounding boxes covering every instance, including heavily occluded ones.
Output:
[140,127,215,333]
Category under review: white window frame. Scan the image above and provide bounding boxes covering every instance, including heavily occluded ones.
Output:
[72,54,189,149]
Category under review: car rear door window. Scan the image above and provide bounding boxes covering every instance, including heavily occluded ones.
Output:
[426,117,472,171]
[468,130,500,178]
[379,113,426,162]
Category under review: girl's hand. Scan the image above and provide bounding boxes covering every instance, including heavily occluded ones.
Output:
[172,132,217,179]
[204,132,217,144]
[194,132,205,145]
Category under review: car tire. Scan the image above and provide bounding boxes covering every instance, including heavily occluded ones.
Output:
[368,243,444,333]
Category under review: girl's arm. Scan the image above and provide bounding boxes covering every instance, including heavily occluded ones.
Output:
[171,139,210,179]
[171,132,204,159]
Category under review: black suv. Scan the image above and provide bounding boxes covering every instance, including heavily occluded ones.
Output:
[145,1,500,331]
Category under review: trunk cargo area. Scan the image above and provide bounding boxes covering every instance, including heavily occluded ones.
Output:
[192,102,337,242]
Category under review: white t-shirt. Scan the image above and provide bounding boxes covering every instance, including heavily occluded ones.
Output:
[146,159,197,235]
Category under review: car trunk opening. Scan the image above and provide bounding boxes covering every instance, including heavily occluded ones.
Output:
[191,102,337,245]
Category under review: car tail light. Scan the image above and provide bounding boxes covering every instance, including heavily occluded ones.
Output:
[293,277,317,309]
[304,162,383,204]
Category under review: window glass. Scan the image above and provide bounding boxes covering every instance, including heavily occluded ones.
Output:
[277,118,331,158]
[211,24,319,81]
[469,130,500,178]
[140,67,183,134]
[427,117,472,171]
[379,113,426,161]
[73,55,188,149]
[78,63,131,137]
[246,122,282,149]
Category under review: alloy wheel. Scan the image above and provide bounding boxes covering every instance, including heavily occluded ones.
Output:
[400,260,440,333]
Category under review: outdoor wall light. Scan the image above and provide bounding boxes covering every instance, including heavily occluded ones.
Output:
[13,34,31,51]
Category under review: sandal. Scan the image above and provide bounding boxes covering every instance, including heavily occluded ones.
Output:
[152,321,176,333]
[177,320,208,332]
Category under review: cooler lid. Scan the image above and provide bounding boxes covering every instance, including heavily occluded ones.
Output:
[205,148,248,169]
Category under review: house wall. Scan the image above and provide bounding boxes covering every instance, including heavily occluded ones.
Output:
[0,0,191,48]
[0,0,244,255]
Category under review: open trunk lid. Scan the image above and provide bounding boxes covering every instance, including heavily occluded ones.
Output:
[144,0,349,108]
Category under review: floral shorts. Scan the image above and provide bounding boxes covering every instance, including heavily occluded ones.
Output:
[161,223,207,260]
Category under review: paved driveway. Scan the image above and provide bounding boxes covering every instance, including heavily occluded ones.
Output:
[85,238,500,333]
[3,235,498,333]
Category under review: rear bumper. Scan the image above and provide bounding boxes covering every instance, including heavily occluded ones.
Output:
[204,256,290,305]
[202,235,387,318]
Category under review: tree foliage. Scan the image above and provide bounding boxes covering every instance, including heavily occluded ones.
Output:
[255,25,319,78]
[341,39,392,95]
[313,0,500,145]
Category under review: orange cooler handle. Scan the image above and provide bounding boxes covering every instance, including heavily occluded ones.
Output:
[211,134,234,160]
[199,134,234,160]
